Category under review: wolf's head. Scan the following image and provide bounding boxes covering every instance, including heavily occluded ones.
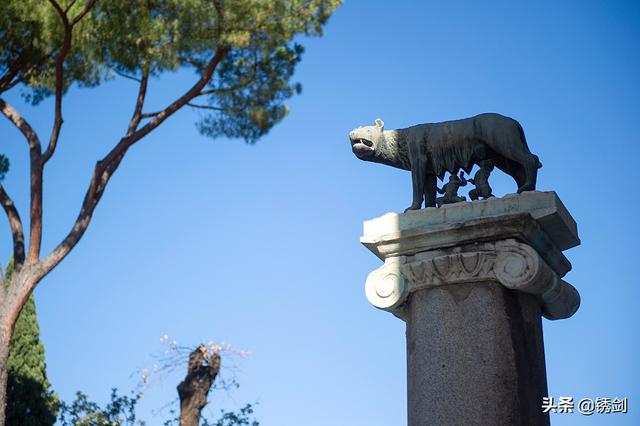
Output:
[348,118,385,160]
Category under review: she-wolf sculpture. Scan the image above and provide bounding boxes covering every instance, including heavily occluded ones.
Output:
[348,113,541,212]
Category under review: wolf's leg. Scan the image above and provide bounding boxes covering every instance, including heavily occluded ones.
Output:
[405,144,428,212]
[405,165,424,211]
[517,154,539,192]
[424,173,437,207]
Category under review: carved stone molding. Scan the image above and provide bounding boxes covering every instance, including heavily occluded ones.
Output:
[365,239,580,320]
[402,251,496,285]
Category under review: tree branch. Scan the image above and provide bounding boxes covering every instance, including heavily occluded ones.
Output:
[43,0,96,164]
[198,69,257,97]
[27,153,43,263]
[198,49,258,98]
[126,69,149,136]
[0,98,43,263]
[0,58,45,96]
[64,0,79,14]
[70,0,96,26]
[186,103,224,111]
[0,185,25,267]
[0,73,28,93]
[22,0,98,263]
[46,0,67,21]
[139,111,160,119]
[101,47,230,171]
[179,56,207,72]
[39,160,108,275]
[112,69,142,83]
[43,0,72,165]
[40,47,230,277]
[0,98,43,151]
[0,69,19,95]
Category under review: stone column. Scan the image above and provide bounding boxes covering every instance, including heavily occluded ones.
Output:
[361,191,580,426]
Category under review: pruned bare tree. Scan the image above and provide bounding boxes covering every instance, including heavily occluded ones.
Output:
[178,345,221,426]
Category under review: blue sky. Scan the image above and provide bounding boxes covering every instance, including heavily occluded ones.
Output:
[1,0,639,425]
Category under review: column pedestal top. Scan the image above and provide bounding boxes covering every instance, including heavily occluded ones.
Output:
[361,191,578,276]
[360,191,580,320]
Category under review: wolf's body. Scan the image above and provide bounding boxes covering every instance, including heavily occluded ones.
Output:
[349,113,541,210]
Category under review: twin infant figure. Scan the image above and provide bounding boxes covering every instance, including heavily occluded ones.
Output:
[436,159,495,208]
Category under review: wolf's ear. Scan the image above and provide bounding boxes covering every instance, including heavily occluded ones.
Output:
[374,118,384,130]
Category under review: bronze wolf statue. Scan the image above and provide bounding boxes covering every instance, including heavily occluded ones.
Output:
[349,113,541,211]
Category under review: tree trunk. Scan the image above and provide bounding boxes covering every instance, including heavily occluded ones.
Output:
[177,345,220,426]
[0,267,39,426]
[0,326,10,426]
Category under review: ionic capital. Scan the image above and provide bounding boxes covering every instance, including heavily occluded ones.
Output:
[365,239,579,320]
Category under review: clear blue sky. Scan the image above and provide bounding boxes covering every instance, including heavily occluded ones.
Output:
[1,0,639,425]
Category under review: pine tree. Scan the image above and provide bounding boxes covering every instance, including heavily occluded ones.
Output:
[0,4,340,421]
[5,259,58,425]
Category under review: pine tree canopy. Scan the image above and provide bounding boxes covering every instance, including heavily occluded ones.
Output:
[1,0,341,142]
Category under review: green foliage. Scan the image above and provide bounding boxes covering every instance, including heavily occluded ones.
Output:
[58,390,142,426]
[0,0,102,103]
[198,42,304,142]
[206,404,259,426]
[160,403,259,426]
[5,259,59,426]
[0,0,341,141]
[59,389,258,426]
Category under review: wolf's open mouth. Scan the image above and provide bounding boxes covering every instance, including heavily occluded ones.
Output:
[353,138,373,148]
